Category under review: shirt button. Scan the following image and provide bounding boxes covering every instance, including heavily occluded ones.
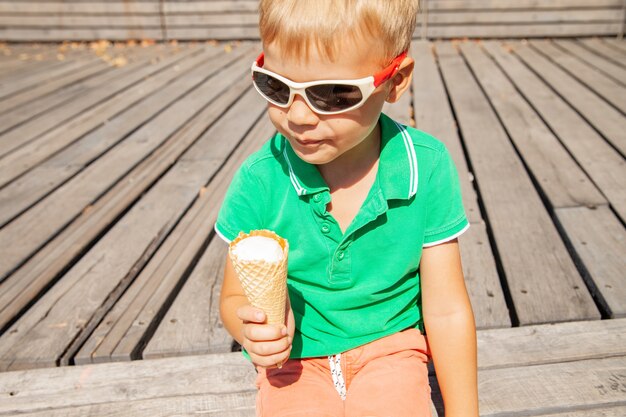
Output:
[313,194,322,202]
[321,224,330,234]
[336,251,345,260]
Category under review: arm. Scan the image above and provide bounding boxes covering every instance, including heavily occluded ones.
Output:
[219,253,295,368]
[421,238,479,417]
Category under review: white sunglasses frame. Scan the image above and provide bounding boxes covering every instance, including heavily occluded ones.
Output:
[251,64,377,115]
[250,51,407,115]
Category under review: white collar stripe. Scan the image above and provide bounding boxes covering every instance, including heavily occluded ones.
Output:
[393,120,418,199]
[283,146,307,196]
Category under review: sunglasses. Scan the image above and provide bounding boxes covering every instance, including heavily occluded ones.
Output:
[251,51,407,115]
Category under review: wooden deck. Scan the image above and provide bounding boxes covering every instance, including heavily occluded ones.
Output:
[0,37,625,415]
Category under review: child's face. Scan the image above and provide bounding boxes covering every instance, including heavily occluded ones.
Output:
[262,39,395,166]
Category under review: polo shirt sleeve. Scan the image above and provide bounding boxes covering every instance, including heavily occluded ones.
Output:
[214,162,266,243]
[422,144,469,247]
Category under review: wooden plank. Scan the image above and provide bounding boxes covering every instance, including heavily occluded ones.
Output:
[0,44,180,127]
[71,87,266,365]
[530,39,626,114]
[555,205,626,319]
[411,41,482,224]
[0,60,72,99]
[0,58,131,144]
[0,49,257,354]
[555,39,626,85]
[426,0,624,10]
[0,48,256,344]
[411,41,508,329]
[603,38,626,54]
[0,2,162,14]
[421,9,622,24]
[510,40,626,156]
[482,41,626,224]
[0,28,164,42]
[0,44,188,162]
[458,40,607,209]
[0,58,108,116]
[0,46,105,88]
[0,61,120,156]
[165,13,259,27]
[0,45,221,226]
[458,221,511,329]
[476,318,626,369]
[477,356,626,415]
[165,27,260,41]
[424,23,622,39]
[141,118,276,361]
[0,43,200,185]
[436,41,600,325]
[532,406,626,417]
[580,37,626,66]
[0,158,212,371]
[0,392,257,417]
[163,1,259,13]
[140,237,232,360]
[0,352,257,414]
[0,15,163,28]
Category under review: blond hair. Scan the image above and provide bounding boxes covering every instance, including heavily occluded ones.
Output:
[259,0,420,63]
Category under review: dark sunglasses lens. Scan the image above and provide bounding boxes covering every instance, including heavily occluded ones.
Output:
[305,84,363,112]
[253,71,290,105]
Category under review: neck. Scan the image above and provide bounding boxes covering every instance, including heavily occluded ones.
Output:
[317,122,381,192]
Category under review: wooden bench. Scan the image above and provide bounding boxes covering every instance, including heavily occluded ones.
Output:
[1,318,624,416]
[417,0,626,39]
[1,0,624,42]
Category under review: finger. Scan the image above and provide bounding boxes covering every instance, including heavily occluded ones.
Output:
[246,336,292,358]
[243,323,285,342]
[237,305,266,324]
[251,344,292,369]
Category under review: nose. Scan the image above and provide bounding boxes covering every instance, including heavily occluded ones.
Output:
[286,94,319,126]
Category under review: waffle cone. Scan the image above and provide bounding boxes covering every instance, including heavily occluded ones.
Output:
[229,230,289,325]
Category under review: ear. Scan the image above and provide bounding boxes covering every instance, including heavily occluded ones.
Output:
[385,56,414,103]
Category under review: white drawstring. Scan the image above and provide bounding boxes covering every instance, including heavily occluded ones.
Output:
[328,354,347,400]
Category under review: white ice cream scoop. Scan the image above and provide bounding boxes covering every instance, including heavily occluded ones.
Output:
[231,235,284,262]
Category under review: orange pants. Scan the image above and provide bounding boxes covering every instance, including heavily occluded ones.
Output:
[254,328,432,417]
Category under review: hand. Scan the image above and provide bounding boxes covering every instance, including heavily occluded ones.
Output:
[236,299,295,369]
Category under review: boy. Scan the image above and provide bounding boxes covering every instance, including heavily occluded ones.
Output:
[215,0,479,415]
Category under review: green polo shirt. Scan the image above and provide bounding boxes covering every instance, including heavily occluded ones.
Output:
[215,112,469,359]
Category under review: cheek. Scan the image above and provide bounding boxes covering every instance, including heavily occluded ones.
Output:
[267,106,286,127]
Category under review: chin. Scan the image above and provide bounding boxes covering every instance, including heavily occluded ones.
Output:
[292,149,336,165]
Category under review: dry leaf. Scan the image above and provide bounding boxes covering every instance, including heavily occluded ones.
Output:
[57,53,65,60]
[224,44,233,53]
[112,56,128,67]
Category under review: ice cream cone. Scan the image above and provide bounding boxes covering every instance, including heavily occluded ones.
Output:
[229,230,289,326]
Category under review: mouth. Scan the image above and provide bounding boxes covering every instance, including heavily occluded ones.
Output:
[293,137,324,147]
